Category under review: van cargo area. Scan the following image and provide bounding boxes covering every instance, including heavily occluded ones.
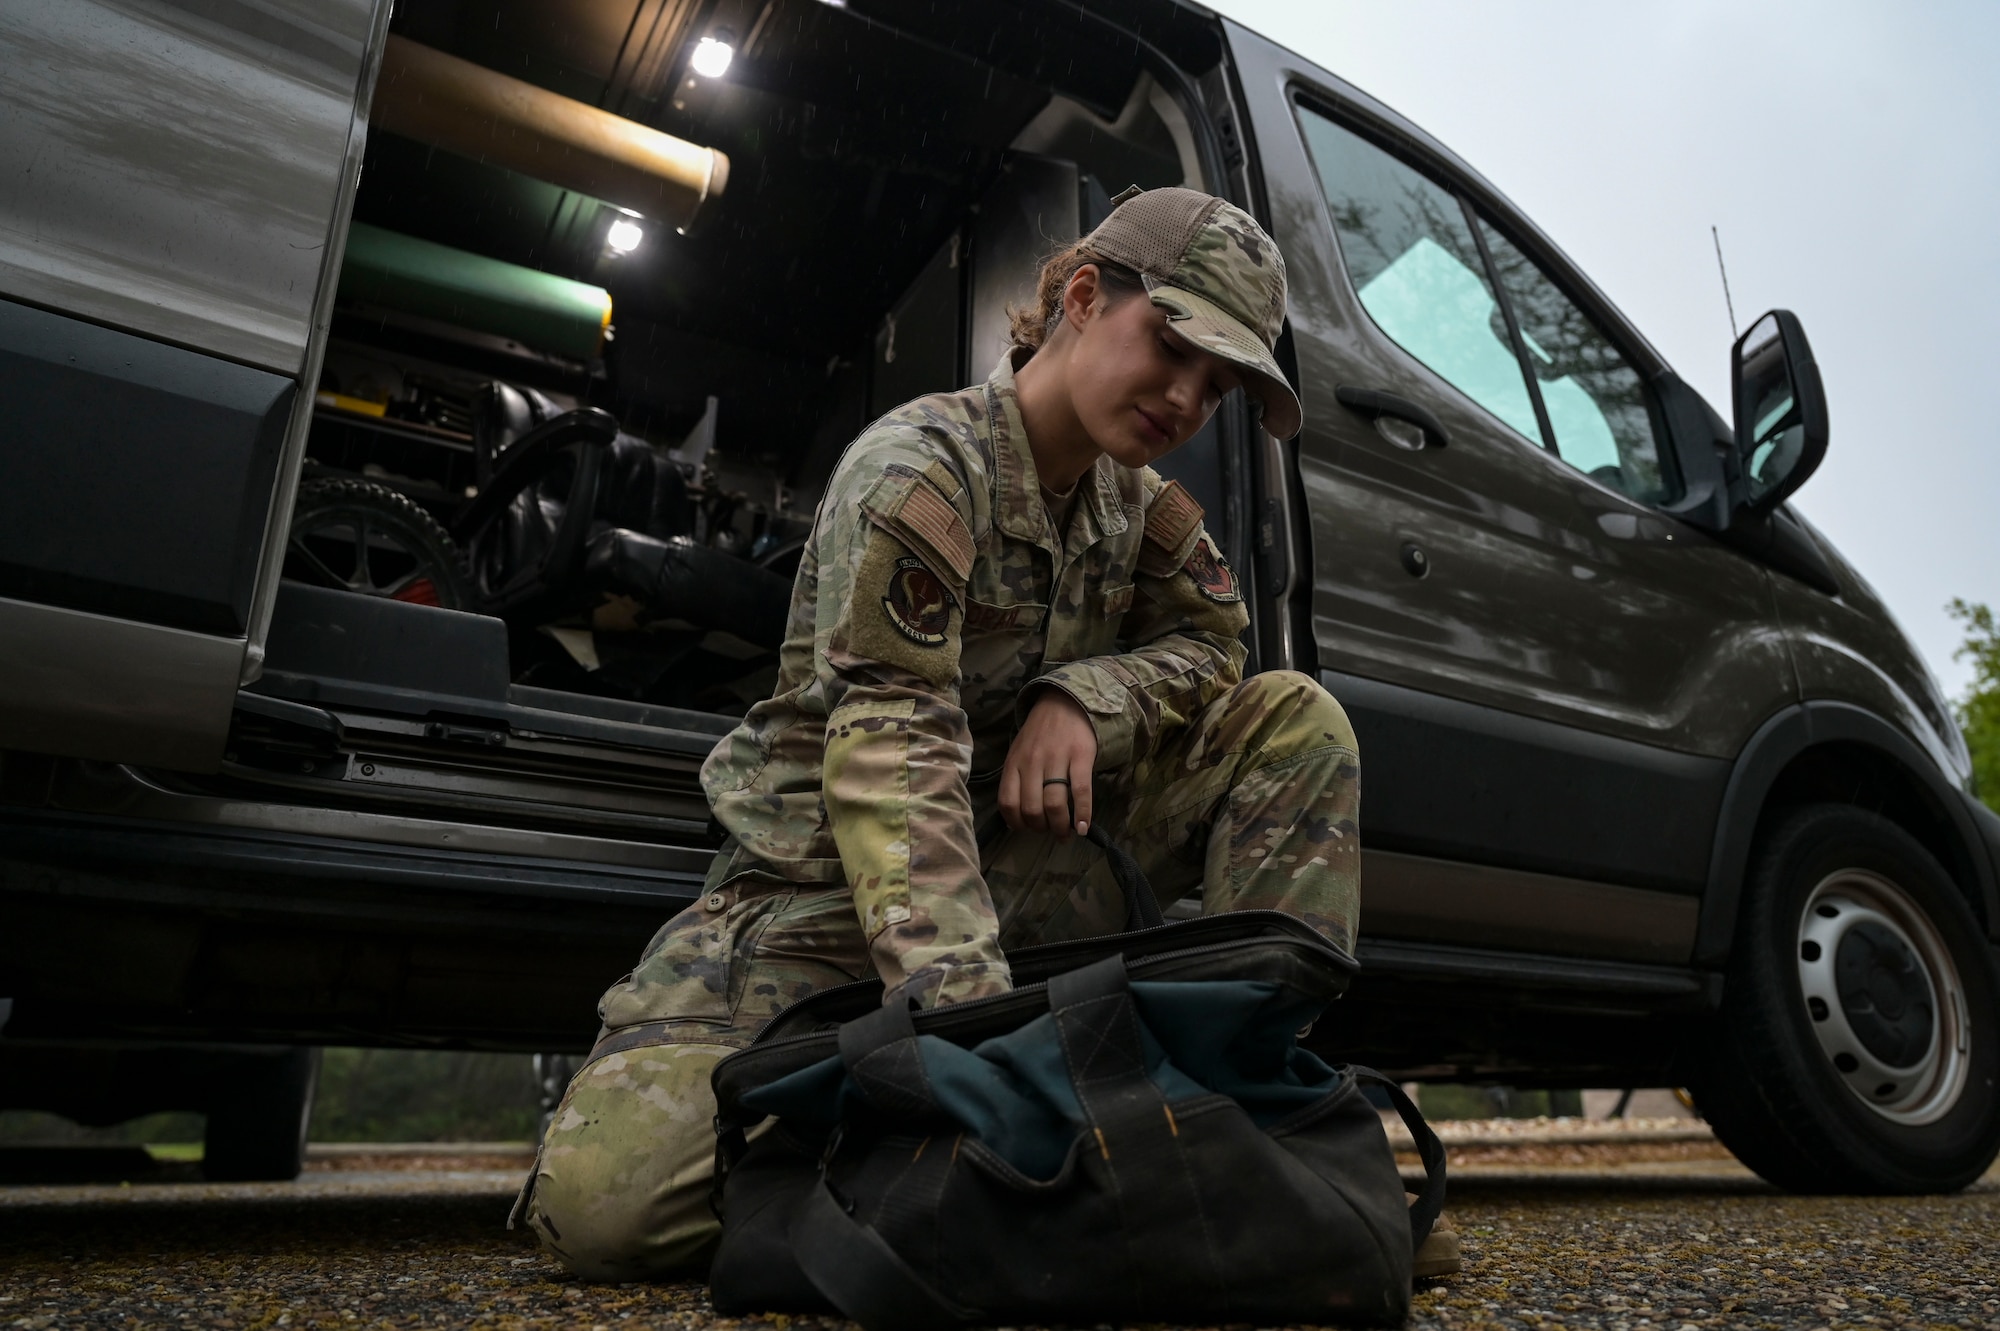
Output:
[0,0,1282,1060]
[230,0,1240,856]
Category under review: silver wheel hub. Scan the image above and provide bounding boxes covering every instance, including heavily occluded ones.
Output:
[1796,869,1969,1125]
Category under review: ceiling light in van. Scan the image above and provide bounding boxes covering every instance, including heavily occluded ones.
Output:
[690,36,735,79]
[607,217,644,255]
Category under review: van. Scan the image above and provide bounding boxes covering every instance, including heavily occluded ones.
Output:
[2,0,1994,1191]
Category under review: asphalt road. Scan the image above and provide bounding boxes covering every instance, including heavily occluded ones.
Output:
[3,1147,1998,1330]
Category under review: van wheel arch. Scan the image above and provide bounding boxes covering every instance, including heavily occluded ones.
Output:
[1697,702,1997,967]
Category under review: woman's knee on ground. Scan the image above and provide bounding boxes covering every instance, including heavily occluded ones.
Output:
[524,1043,734,1281]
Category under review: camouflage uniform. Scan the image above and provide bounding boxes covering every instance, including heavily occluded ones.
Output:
[521,190,1358,1281]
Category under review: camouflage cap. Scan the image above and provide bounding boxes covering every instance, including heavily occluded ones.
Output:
[1082,186,1302,439]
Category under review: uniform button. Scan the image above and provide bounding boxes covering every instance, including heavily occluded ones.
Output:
[705,893,728,912]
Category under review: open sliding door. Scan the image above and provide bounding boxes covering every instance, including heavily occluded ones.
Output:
[0,0,391,770]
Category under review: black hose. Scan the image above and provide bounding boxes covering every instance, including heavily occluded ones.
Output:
[585,528,792,650]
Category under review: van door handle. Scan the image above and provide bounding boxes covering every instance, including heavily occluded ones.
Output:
[1335,385,1450,450]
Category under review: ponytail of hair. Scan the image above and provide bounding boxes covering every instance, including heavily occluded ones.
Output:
[1005,241,1147,355]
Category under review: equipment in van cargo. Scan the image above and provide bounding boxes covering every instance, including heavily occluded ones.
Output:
[371,34,729,232]
[337,224,614,361]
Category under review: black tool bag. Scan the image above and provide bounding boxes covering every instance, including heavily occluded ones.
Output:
[708,829,1446,1328]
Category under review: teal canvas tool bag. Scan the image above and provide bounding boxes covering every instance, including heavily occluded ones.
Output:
[707,830,1446,1328]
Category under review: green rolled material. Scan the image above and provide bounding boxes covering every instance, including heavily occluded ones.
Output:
[337,222,612,361]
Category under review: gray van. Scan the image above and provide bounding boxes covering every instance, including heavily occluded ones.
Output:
[2,0,1995,1193]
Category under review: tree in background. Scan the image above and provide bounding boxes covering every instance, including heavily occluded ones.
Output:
[311,1049,541,1141]
[0,1050,546,1146]
[1949,598,2000,813]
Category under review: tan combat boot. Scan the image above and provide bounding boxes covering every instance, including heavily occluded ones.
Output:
[1409,1193,1463,1279]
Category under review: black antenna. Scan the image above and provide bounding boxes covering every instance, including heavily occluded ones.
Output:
[1711,225,1739,340]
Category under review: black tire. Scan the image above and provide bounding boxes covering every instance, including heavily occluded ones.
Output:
[203,1048,322,1182]
[286,478,475,611]
[1690,804,2000,1192]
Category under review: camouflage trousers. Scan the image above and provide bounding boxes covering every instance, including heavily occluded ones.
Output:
[519,669,1359,1280]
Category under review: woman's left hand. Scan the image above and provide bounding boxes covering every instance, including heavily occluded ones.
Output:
[999,690,1099,839]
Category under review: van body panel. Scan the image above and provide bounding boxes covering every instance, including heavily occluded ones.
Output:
[0,298,295,636]
[0,0,382,375]
[1359,848,1700,965]
[1325,669,1728,896]
[1762,522,1971,788]
[0,597,245,770]
[1226,21,1794,761]
[0,0,390,769]
[1219,19,1808,932]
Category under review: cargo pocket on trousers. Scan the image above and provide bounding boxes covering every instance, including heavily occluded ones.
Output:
[595,875,794,1030]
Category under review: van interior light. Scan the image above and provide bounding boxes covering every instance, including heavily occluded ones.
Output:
[690,36,734,79]
[607,217,644,255]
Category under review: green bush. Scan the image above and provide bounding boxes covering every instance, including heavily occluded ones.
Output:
[0,1049,542,1144]
[310,1048,541,1142]
[1949,598,2000,813]
[0,1109,202,1144]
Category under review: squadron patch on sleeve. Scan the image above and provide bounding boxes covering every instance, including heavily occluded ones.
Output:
[1183,535,1243,603]
[842,529,961,688]
[883,557,955,644]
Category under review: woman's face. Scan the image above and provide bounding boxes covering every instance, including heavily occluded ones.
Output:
[1064,268,1244,470]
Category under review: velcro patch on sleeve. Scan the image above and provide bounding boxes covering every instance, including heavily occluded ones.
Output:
[1182,533,1243,603]
[844,527,962,688]
[861,467,974,586]
[922,459,964,501]
[1137,480,1206,578]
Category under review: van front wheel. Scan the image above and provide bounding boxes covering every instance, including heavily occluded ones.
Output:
[1691,804,2000,1192]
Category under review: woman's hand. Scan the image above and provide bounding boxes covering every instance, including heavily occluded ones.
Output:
[999,690,1099,839]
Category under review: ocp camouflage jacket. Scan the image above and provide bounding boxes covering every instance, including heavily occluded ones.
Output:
[699,352,1250,1005]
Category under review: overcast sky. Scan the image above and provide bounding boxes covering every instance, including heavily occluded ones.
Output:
[1205,0,2000,703]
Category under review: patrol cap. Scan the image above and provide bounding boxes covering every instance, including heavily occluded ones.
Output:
[1083,185,1302,439]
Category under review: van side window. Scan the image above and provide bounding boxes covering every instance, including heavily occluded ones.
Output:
[1295,108,1541,445]
[1296,103,1679,507]
[1474,220,1677,504]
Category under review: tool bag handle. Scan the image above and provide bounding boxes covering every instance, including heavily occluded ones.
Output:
[1085,822,1165,931]
[1356,1069,1448,1245]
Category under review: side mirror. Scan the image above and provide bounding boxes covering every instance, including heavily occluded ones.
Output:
[1732,309,1828,514]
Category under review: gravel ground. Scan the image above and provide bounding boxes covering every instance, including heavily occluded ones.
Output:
[3,1148,1997,1329]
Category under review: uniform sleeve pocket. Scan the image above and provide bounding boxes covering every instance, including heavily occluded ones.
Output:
[823,696,915,940]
